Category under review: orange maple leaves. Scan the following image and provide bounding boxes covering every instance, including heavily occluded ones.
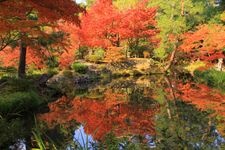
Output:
[0,0,84,69]
[180,24,225,61]
[76,0,157,48]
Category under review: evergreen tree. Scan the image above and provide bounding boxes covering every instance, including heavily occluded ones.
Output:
[148,0,217,71]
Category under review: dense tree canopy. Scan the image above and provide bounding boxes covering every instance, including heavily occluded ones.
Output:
[1,1,225,149]
[0,0,225,74]
[0,0,84,77]
[181,24,225,61]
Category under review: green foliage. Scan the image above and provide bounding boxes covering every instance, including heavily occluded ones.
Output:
[0,118,28,148]
[2,77,33,91]
[32,129,48,150]
[100,133,143,150]
[128,40,152,58]
[129,88,156,109]
[27,67,59,76]
[75,46,89,60]
[46,56,59,68]
[148,0,217,59]
[38,31,66,47]
[73,88,89,97]
[32,120,78,150]
[86,0,95,7]
[27,11,38,21]
[155,88,167,105]
[194,69,225,91]
[0,66,17,78]
[156,100,217,149]
[46,68,59,76]
[0,91,41,115]
[71,62,88,74]
[0,77,44,115]
[85,48,105,63]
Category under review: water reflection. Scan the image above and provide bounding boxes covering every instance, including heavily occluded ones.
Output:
[37,76,225,149]
[68,125,96,150]
[9,139,26,150]
[38,90,159,140]
[174,82,225,135]
[68,125,157,150]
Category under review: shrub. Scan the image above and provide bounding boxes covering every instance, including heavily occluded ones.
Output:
[0,77,34,94]
[0,67,17,78]
[71,62,88,74]
[194,69,225,91]
[85,48,105,63]
[0,77,44,115]
[0,91,41,115]
[46,56,59,68]
[75,46,89,59]
[47,68,59,76]
[184,60,205,75]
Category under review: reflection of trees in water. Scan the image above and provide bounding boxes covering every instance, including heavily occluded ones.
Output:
[32,121,80,149]
[0,118,29,149]
[171,82,225,136]
[128,87,156,109]
[37,76,225,149]
[156,76,225,149]
[38,89,159,141]
[155,100,219,149]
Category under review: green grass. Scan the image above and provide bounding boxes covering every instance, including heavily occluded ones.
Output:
[194,69,225,92]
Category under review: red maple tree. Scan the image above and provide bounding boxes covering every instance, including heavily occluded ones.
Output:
[0,0,84,77]
[77,0,157,50]
[180,24,225,62]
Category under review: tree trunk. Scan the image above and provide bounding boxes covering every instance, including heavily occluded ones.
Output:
[116,34,120,47]
[181,0,184,16]
[18,40,27,78]
[164,48,177,72]
[217,58,223,71]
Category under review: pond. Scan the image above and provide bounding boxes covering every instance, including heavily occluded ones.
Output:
[4,75,225,149]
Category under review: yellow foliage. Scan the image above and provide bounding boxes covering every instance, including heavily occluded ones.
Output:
[184,60,206,75]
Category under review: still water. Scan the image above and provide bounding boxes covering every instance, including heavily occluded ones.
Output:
[9,76,225,149]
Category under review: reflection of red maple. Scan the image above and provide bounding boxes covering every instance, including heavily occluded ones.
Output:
[175,83,225,117]
[38,90,159,140]
[173,82,225,135]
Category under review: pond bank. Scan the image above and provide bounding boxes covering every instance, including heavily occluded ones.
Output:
[46,59,166,91]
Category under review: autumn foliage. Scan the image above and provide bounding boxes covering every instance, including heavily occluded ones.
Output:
[76,0,157,54]
[0,0,84,75]
[0,0,83,33]
[0,0,158,69]
[38,90,159,140]
[180,24,225,61]
[171,82,225,135]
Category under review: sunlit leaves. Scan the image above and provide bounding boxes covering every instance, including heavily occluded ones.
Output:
[180,24,225,61]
